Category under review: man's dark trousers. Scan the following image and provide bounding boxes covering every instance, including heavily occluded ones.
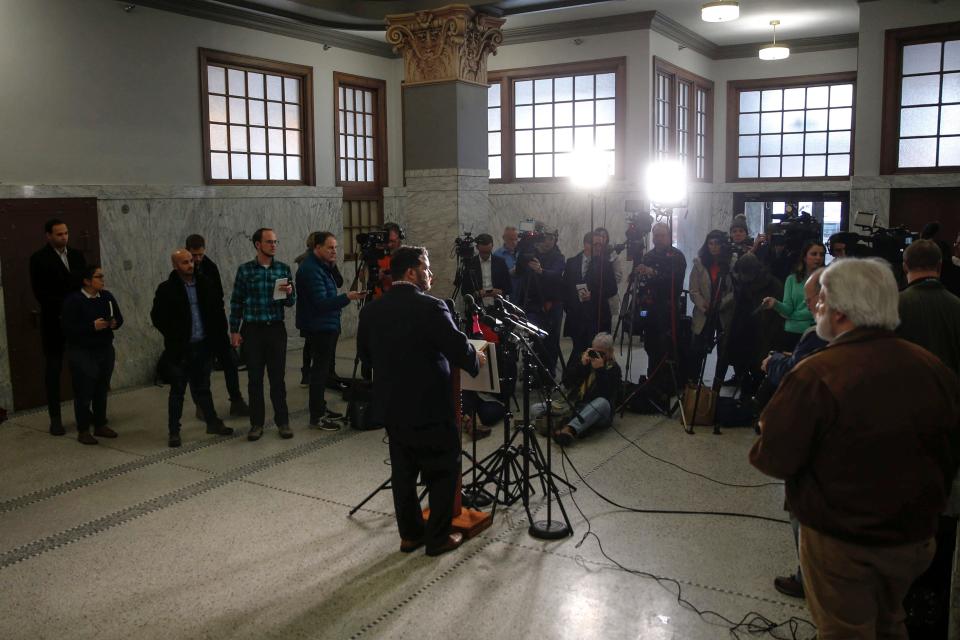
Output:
[42,328,65,425]
[66,345,114,432]
[307,330,338,421]
[168,342,220,434]
[387,425,459,549]
[241,322,289,428]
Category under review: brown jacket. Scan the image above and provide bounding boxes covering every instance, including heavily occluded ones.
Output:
[749,328,960,546]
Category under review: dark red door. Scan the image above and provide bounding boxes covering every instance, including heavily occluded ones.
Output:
[890,187,960,250]
[0,199,100,411]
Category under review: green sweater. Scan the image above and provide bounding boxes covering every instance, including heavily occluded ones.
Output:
[773,273,814,335]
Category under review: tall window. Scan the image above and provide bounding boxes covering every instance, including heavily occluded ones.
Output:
[728,73,855,181]
[334,72,387,257]
[487,58,625,182]
[881,22,960,172]
[200,49,314,185]
[653,59,713,181]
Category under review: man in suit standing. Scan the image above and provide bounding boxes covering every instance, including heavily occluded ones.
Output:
[462,233,512,306]
[29,218,87,435]
[357,246,486,556]
[563,232,617,368]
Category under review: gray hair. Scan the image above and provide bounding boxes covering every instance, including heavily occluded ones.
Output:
[592,332,615,360]
[819,258,899,331]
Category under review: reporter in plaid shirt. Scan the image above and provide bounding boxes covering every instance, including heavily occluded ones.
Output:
[230,228,297,441]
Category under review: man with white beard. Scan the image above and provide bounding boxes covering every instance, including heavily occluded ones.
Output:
[749,258,960,640]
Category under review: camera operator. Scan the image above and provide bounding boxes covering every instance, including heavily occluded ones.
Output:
[634,222,686,392]
[563,232,617,368]
[729,215,760,261]
[365,222,403,299]
[463,233,511,305]
[688,230,734,385]
[761,240,825,352]
[517,226,565,375]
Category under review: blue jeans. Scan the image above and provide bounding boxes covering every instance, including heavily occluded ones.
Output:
[532,397,612,436]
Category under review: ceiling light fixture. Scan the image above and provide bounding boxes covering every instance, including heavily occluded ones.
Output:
[701,0,739,22]
[759,20,790,60]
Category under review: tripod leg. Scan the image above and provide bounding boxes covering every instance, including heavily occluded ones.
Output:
[348,477,393,516]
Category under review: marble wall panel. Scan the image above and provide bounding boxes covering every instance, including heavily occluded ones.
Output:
[0,260,11,413]
[850,188,891,228]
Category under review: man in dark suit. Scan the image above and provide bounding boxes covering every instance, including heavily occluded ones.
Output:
[563,232,617,368]
[462,233,512,306]
[357,246,485,556]
[151,250,235,448]
[29,218,87,435]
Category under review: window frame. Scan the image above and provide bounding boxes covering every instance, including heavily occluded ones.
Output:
[880,21,960,174]
[652,58,714,182]
[199,48,315,186]
[487,57,626,183]
[726,71,857,183]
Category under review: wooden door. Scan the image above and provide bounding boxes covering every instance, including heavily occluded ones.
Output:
[0,199,100,411]
[890,188,960,251]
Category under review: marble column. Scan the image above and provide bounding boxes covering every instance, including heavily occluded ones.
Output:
[386,4,504,299]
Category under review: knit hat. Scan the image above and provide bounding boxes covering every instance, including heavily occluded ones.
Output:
[730,214,748,234]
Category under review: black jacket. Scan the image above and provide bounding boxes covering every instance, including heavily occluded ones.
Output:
[563,359,622,409]
[150,271,227,363]
[29,244,87,337]
[563,252,618,337]
[61,290,123,349]
[461,254,512,299]
[357,284,479,445]
[194,255,225,302]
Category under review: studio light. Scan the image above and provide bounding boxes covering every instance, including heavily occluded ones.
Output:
[759,20,790,61]
[701,0,739,23]
[569,144,611,191]
[645,160,687,206]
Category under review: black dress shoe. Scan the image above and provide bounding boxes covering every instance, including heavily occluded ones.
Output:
[205,419,234,436]
[400,538,425,553]
[94,425,118,438]
[774,575,805,598]
[168,434,182,448]
[77,431,98,445]
[425,532,464,557]
[326,380,349,392]
[50,422,66,436]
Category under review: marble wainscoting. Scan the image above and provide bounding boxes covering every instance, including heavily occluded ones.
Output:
[383,186,407,230]
[850,188,891,228]
[0,260,11,413]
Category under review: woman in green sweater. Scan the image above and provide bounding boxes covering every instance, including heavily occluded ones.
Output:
[761,240,825,351]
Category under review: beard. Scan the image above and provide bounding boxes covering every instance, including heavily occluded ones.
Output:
[815,309,835,341]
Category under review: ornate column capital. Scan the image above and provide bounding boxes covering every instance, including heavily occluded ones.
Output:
[385,4,505,86]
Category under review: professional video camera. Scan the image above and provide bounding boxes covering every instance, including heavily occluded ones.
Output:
[515,219,548,276]
[356,230,389,292]
[767,208,822,257]
[850,212,919,269]
[452,231,477,260]
[614,203,655,262]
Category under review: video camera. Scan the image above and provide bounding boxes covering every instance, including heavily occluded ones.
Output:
[615,202,655,262]
[848,212,919,268]
[767,208,822,256]
[453,231,477,260]
[516,219,549,276]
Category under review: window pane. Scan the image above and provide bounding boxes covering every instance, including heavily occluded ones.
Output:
[267,102,282,127]
[827,154,850,176]
[740,91,760,112]
[760,134,781,156]
[738,157,759,178]
[783,87,806,110]
[535,154,553,178]
[899,137,937,167]
[943,73,960,102]
[830,84,853,107]
[211,152,229,179]
[782,133,804,155]
[286,156,300,180]
[900,106,940,136]
[338,87,345,109]
[210,124,228,151]
[488,108,501,131]
[941,104,960,135]
[596,125,615,150]
[902,75,941,106]
[515,80,532,105]
[285,130,300,155]
[364,91,373,114]
[284,77,299,103]
[267,75,283,101]
[534,103,553,128]
[209,95,227,122]
[534,78,552,103]
[208,66,226,94]
[346,160,355,181]
[345,135,355,158]
[596,73,616,99]
[231,153,248,179]
[596,99,616,125]
[739,113,760,134]
[285,104,300,129]
[364,114,373,135]
[339,159,346,179]
[229,125,247,151]
[534,129,552,152]
[805,132,827,154]
[575,75,593,100]
[829,107,852,131]
[783,110,805,133]
[807,86,829,109]
[251,154,267,179]
[345,112,354,135]
[761,89,783,111]
[946,41,960,72]
[365,137,375,159]
[228,98,246,124]
[268,155,285,179]
[555,102,573,127]
[760,156,780,177]
[515,130,532,154]
[828,130,851,154]
[357,159,365,181]
[515,105,532,129]
[250,127,266,153]
[248,73,264,99]
[268,129,284,153]
[555,127,573,152]
[575,101,594,126]
[245,99,265,129]
[782,155,803,177]
[804,155,826,176]
[761,112,782,133]
[574,126,594,149]
[489,132,501,155]
[489,155,501,180]
[555,77,573,102]
[228,69,245,96]
[555,152,573,177]
[939,136,960,165]
[804,109,827,131]
[516,154,533,178]
[903,42,943,75]
[488,83,501,108]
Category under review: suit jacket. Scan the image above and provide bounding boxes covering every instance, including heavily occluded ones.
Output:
[562,252,617,338]
[357,284,479,446]
[29,244,87,338]
[462,254,512,300]
[194,255,224,302]
[150,271,227,363]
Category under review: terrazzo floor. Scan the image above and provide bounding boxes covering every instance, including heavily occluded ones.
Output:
[0,339,813,640]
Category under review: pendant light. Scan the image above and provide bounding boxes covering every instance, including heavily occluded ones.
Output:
[759,19,790,60]
[701,0,739,22]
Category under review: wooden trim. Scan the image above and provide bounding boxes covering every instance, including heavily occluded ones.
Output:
[653,57,714,182]
[332,72,387,193]
[726,71,857,92]
[488,57,627,83]
[199,48,315,186]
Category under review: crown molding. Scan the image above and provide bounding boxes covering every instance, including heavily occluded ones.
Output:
[713,32,860,60]
[501,11,655,45]
[649,11,718,58]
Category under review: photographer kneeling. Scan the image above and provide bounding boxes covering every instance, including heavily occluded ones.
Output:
[534,333,621,447]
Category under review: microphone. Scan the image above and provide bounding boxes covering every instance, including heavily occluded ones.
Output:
[495,295,526,318]
[444,298,460,325]
[463,294,483,337]
[479,314,503,331]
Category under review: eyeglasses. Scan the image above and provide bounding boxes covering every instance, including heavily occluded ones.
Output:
[261,240,279,245]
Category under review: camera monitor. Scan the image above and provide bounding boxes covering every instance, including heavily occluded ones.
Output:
[854,211,878,229]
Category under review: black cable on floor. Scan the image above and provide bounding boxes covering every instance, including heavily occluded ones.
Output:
[557,450,816,640]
